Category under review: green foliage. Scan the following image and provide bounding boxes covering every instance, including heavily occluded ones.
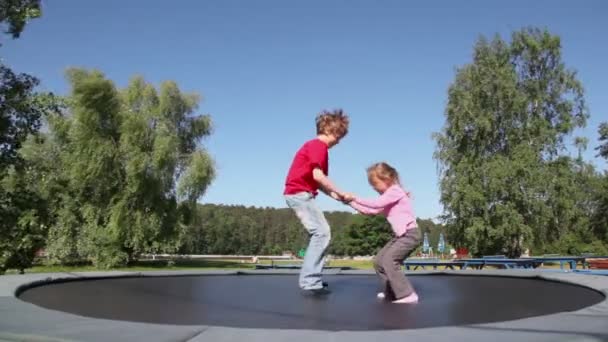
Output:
[591,123,608,244]
[179,204,443,258]
[329,216,444,257]
[0,65,46,166]
[177,150,215,202]
[0,87,56,273]
[591,171,608,243]
[0,0,41,43]
[0,163,49,273]
[545,232,608,256]
[434,27,594,257]
[0,0,58,274]
[22,69,216,268]
[597,122,608,160]
[331,215,392,256]
[184,204,354,256]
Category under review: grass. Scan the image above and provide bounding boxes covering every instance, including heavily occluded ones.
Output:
[255,258,375,269]
[4,257,576,275]
[5,259,259,275]
[5,258,375,274]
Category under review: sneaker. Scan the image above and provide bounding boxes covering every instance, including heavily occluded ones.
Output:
[302,287,331,296]
[392,292,418,304]
[377,292,386,299]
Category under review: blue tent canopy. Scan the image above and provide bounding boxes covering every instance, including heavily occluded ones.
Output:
[437,233,445,253]
[422,232,430,253]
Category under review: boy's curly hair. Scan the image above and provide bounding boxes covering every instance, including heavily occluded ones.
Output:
[316,109,349,138]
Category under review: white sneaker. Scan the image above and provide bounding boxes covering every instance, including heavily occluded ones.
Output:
[392,292,419,304]
[377,292,386,299]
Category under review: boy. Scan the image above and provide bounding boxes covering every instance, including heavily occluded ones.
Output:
[284,109,349,293]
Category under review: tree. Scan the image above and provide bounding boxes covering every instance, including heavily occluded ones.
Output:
[0,0,57,274]
[590,176,608,244]
[333,215,392,256]
[0,0,45,172]
[23,69,215,268]
[434,28,589,257]
[0,0,41,43]
[574,137,588,161]
[591,122,608,244]
[597,123,608,160]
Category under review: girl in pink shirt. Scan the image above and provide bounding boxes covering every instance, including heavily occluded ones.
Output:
[346,162,421,304]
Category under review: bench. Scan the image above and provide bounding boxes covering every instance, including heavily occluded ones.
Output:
[587,258,608,270]
[522,256,586,270]
[403,260,466,270]
[459,258,540,270]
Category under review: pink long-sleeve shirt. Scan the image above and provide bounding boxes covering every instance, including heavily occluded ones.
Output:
[350,184,417,237]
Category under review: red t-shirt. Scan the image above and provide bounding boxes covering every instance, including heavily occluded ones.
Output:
[284,138,329,196]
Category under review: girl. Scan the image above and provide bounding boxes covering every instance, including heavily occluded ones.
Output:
[346,162,421,303]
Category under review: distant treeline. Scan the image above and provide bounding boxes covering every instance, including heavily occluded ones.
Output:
[183,204,446,257]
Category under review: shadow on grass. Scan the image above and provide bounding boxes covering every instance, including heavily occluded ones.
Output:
[131,259,254,269]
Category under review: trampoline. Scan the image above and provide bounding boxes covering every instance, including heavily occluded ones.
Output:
[17,273,604,331]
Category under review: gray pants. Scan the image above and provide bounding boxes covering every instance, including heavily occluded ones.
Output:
[374,228,421,300]
[285,192,331,290]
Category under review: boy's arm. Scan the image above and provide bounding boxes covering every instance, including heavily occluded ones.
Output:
[313,168,343,196]
[317,185,342,202]
[318,186,342,200]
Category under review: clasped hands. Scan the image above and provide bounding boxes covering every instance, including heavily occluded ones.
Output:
[330,191,355,204]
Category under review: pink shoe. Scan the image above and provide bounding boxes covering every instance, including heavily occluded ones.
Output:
[392,292,418,304]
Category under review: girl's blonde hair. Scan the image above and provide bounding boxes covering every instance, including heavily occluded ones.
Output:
[366,162,400,185]
[367,162,412,197]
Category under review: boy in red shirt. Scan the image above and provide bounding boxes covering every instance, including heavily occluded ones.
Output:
[284,109,349,293]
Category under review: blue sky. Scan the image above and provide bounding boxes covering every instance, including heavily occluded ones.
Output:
[2,0,607,219]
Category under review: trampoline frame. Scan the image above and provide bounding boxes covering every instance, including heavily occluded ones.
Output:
[1,269,608,342]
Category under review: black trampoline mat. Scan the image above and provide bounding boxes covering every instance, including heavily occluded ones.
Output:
[18,274,604,331]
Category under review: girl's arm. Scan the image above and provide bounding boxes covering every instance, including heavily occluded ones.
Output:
[349,201,383,215]
[353,186,405,209]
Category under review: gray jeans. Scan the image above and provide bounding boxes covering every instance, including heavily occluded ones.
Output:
[374,228,421,299]
[285,192,331,290]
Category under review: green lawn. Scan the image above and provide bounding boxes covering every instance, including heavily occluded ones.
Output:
[5,258,375,274]
[256,258,375,269]
[4,258,573,275]
[5,259,259,274]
